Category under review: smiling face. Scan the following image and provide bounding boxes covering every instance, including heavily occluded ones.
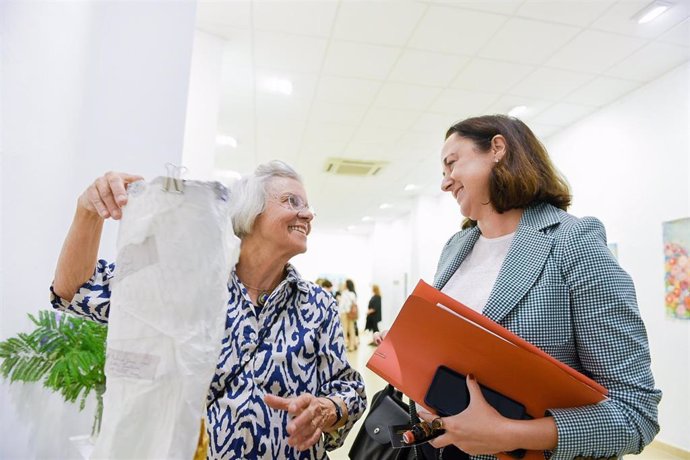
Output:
[440,132,497,221]
[251,176,313,260]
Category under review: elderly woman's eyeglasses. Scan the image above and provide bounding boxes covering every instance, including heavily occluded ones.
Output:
[270,193,316,216]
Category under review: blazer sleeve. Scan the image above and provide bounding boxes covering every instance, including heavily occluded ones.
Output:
[548,217,661,459]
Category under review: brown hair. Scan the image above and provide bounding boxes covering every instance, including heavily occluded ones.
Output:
[345,279,356,294]
[445,115,571,228]
[372,284,380,296]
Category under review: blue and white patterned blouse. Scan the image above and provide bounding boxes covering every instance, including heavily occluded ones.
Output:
[51,260,367,459]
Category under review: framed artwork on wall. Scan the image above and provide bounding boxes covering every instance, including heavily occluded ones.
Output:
[663,217,690,320]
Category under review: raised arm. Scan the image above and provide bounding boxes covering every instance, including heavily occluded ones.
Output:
[52,172,143,300]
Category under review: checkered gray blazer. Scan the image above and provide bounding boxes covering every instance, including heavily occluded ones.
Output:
[433,202,661,460]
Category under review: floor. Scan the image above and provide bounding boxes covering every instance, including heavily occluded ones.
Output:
[328,339,686,460]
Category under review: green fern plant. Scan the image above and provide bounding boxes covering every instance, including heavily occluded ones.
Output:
[0,310,107,436]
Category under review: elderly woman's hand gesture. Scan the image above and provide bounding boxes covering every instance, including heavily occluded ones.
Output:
[78,171,144,220]
[264,393,345,451]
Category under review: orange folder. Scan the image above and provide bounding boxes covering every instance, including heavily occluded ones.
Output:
[367,280,608,460]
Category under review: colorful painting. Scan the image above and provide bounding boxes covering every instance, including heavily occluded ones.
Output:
[663,218,690,320]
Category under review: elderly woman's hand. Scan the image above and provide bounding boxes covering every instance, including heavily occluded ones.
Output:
[264,393,342,451]
[78,171,144,220]
[417,374,516,456]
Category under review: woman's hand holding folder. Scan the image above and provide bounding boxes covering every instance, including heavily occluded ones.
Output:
[372,330,387,345]
[418,373,558,456]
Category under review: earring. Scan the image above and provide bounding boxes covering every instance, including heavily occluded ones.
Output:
[494,158,499,163]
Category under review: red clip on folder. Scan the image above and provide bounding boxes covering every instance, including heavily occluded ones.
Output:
[367,280,608,460]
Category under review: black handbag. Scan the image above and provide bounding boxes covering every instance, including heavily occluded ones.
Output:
[348,384,415,460]
[349,384,468,460]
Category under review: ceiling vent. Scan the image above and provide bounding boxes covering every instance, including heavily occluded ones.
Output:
[324,158,387,176]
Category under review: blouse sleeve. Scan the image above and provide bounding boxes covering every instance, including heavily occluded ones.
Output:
[49,259,115,324]
[316,294,367,450]
[547,217,661,459]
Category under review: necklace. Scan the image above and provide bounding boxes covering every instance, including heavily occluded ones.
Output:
[242,281,278,307]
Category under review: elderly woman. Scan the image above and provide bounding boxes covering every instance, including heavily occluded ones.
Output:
[50,161,366,459]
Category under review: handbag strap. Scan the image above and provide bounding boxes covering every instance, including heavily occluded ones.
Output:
[408,399,423,459]
[380,384,424,459]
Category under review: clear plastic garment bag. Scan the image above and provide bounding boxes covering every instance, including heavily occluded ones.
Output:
[92,177,239,459]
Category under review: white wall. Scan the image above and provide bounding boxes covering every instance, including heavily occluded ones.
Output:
[408,193,464,285]
[0,2,197,458]
[0,21,4,345]
[369,219,413,328]
[293,230,373,322]
[182,31,225,180]
[373,63,690,451]
[547,62,689,451]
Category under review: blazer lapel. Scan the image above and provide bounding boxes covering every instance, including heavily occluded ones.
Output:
[482,204,560,324]
[433,226,481,289]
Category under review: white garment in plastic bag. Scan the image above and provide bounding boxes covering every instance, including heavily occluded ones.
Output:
[92,178,240,459]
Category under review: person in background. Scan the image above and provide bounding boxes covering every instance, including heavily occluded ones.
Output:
[378,114,660,460]
[337,279,358,352]
[364,284,382,345]
[321,279,334,297]
[50,161,366,459]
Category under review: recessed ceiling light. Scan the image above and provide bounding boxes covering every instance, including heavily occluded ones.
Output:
[508,105,528,117]
[260,77,293,96]
[634,1,671,24]
[362,216,373,222]
[216,135,238,147]
[347,225,357,232]
[404,184,420,191]
[379,203,392,209]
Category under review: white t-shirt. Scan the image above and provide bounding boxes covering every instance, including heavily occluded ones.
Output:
[441,232,515,313]
[338,290,357,315]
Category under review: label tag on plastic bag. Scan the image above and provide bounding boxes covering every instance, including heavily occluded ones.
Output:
[106,349,160,380]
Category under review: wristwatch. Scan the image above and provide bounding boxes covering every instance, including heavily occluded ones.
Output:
[325,396,343,426]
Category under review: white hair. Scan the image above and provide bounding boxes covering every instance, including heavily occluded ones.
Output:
[229,160,303,238]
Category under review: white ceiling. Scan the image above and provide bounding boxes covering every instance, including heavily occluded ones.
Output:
[196,0,690,233]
